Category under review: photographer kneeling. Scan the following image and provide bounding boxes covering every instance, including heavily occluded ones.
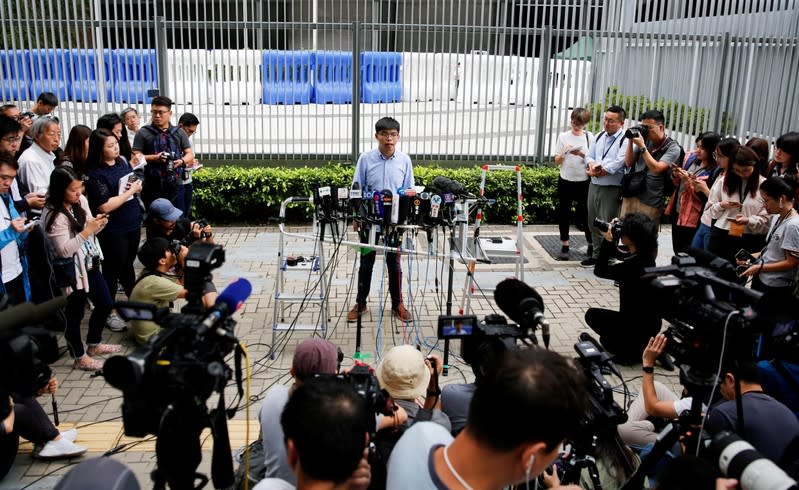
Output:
[129,237,217,345]
[145,198,214,245]
[584,212,663,364]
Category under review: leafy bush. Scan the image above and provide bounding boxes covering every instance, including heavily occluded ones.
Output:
[192,164,561,224]
[586,86,735,136]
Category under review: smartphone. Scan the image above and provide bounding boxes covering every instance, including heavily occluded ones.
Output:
[569,146,584,154]
[726,216,739,222]
[725,201,742,208]
[735,249,755,262]
[127,174,138,183]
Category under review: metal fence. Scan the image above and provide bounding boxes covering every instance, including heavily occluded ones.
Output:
[1,0,797,164]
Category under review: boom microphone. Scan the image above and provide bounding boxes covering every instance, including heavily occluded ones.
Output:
[200,278,252,334]
[0,296,67,335]
[685,246,739,282]
[494,278,550,348]
[431,176,472,197]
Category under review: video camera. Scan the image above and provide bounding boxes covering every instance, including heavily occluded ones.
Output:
[625,125,649,140]
[105,244,249,489]
[643,252,765,385]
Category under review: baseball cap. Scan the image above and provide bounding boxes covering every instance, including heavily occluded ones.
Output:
[137,237,170,271]
[149,198,182,222]
[292,339,339,380]
[376,345,430,400]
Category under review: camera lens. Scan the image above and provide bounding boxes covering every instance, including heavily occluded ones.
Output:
[593,218,610,233]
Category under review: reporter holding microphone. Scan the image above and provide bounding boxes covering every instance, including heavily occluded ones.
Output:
[42,167,121,371]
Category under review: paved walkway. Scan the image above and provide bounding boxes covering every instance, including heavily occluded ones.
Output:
[2,223,683,489]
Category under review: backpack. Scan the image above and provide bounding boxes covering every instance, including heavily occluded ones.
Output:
[140,125,184,205]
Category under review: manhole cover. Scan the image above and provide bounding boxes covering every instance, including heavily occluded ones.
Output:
[534,235,591,261]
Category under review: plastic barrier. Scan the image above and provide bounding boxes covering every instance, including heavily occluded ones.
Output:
[211,49,262,105]
[548,59,592,109]
[313,51,352,104]
[507,56,537,106]
[0,50,32,101]
[360,51,402,103]
[109,49,158,104]
[167,49,211,104]
[262,50,313,105]
[70,49,111,103]
[400,52,437,102]
[28,49,71,101]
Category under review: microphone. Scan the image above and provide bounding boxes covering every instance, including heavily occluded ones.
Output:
[430,195,442,218]
[494,278,550,348]
[349,182,362,218]
[381,190,394,226]
[373,191,383,219]
[397,187,417,197]
[199,278,252,335]
[0,296,67,334]
[431,176,472,197]
[685,246,739,282]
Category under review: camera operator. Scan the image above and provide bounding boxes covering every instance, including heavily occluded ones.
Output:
[0,376,86,476]
[129,237,217,345]
[253,377,372,490]
[635,334,799,465]
[386,348,586,490]
[375,345,450,431]
[736,176,799,316]
[144,198,214,245]
[252,339,406,489]
[441,336,508,436]
[584,212,664,365]
[622,110,684,223]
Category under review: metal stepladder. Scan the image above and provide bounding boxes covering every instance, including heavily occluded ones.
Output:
[270,196,331,359]
[458,164,525,315]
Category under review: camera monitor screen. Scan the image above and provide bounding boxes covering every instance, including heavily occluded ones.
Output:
[438,315,477,338]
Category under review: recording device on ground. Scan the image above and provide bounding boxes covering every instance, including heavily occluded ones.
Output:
[625,125,650,140]
[709,431,798,490]
[105,249,247,490]
[593,217,623,241]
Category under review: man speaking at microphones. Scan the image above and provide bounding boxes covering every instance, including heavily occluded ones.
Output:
[349,117,415,323]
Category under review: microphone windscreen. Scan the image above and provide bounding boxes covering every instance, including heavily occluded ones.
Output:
[217,278,252,313]
[493,278,544,325]
[0,296,67,334]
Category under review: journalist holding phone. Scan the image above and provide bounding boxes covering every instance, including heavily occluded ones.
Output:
[42,167,121,371]
[736,176,799,315]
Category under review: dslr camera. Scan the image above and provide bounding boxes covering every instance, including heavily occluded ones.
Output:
[593,218,623,241]
[625,125,650,140]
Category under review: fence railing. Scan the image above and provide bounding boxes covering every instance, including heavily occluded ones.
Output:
[1,1,797,164]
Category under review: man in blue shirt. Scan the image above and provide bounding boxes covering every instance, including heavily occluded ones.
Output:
[581,105,627,267]
[348,117,414,322]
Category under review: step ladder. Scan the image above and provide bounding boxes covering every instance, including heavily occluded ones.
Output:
[270,197,330,358]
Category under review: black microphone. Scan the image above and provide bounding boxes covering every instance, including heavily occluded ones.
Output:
[494,278,550,348]
[0,296,67,334]
[381,189,393,227]
[685,246,739,282]
[349,182,362,218]
[431,176,472,197]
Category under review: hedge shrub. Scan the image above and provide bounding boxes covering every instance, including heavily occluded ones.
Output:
[192,164,561,224]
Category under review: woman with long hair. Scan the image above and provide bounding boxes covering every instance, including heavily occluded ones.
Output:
[96,113,133,161]
[707,146,769,263]
[554,107,594,260]
[57,124,92,178]
[746,137,770,177]
[691,138,740,250]
[42,167,120,371]
[667,131,720,254]
[84,129,143,308]
[765,132,799,179]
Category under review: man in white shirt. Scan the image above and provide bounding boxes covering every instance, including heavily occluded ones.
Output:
[17,117,60,197]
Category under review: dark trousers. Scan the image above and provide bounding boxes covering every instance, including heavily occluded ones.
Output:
[64,269,114,359]
[557,177,591,243]
[585,308,659,363]
[671,221,698,256]
[708,227,766,264]
[98,229,140,298]
[1,273,26,305]
[10,394,59,445]
[175,182,193,220]
[356,231,402,308]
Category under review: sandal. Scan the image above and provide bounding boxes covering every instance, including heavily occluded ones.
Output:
[74,355,104,371]
[86,343,122,356]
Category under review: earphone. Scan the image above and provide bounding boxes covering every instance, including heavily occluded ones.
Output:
[525,454,536,488]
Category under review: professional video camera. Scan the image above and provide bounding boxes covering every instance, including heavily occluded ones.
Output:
[317,363,396,434]
[105,243,250,490]
[709,431,798,490]
[644,252,765,385]
[625,125,649,140]
[0,296,65,417]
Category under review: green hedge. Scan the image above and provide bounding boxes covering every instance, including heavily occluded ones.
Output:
[192,164,561,224]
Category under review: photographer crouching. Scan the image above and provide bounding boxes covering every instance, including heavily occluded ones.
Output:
[129,237,217,345]
[145,198,214,245]
[584,212,668,366]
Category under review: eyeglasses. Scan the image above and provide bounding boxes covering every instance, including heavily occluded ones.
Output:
[151,109,171,116]
[603,117,621,123]
[0,174,15,181]
[1,136,22,144]
[378,131,399,139]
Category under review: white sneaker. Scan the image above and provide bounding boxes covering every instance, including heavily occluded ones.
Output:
[60,428,78,442]
[37,437,87,459]
[106,313,127,332]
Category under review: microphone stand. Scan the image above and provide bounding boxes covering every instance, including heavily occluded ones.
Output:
[443,218,456,376]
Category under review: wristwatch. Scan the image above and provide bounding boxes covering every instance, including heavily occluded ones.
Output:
[642,366,655,374]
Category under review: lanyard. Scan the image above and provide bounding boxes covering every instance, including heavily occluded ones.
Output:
[765,209,797,245]
[737,183,750,204]
[602,133,619,160]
